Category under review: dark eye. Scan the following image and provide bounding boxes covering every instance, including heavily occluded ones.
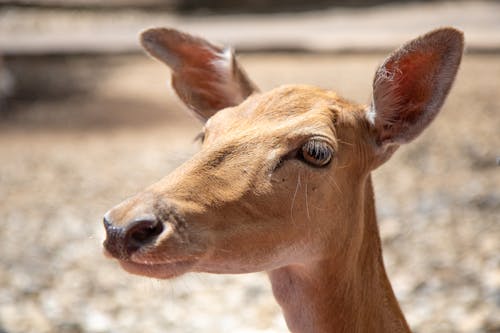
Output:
[299,139,333,167]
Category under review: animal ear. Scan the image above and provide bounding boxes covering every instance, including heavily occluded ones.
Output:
[368,27,464,147]
[140,28,258,122]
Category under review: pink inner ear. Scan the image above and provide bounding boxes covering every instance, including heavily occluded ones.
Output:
[172,43,238,118]
[175,42,221,69]
[374,47,444,144]
[173,67,229,113]
[388,50,440,122]
[372,28,464,146]
[167,38,232,112]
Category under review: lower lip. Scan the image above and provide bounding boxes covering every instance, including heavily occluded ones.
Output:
[118,259,196,279]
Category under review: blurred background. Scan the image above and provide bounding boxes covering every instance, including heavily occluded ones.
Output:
[0,1,499,332]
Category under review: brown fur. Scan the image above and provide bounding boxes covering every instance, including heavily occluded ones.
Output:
[103,28,464,332]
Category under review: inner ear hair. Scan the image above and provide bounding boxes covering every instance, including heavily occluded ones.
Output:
[369,27,464,146]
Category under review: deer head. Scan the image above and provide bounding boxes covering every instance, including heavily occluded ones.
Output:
[102,28,463,285]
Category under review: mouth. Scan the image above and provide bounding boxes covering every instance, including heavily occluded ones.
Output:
[103,244,198,279]
[117,258,197,279]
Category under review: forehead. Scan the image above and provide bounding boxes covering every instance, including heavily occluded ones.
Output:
[206,85,349,137]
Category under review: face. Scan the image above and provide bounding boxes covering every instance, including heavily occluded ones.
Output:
[103,27,463,280]
[103,85,373,279]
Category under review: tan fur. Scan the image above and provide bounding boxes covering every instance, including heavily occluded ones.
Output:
[103,28,464,332]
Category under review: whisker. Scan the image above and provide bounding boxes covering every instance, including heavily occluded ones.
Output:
[215,247,233,254]
[336,163,352,169]
[326,174,341,194]
[290,173,301,225]
[305,182,311,222]
[337,139,354,147]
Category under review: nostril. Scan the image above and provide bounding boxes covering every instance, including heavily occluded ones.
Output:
[125,219,164,253]
[130,222,163,243]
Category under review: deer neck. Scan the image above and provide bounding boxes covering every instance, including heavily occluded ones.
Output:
[268,176,411,333]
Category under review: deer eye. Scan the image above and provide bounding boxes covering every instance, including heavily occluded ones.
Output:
[299,139,333,167]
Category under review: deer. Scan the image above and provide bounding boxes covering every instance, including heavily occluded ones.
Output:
[102,27,464,332]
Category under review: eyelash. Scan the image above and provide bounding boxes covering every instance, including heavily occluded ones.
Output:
[298,139,333,167]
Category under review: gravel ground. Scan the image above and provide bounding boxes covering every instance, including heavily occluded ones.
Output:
[0,53,499,333]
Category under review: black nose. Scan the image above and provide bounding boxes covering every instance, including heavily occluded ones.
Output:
[103,216,164,259]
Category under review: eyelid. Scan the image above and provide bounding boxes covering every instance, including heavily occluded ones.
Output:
[288,135,335,153]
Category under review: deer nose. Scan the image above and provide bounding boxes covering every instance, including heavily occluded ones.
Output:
[103,215,164,259]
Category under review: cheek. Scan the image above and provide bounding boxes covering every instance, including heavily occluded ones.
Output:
[203,200,311,270]
[199,167,335,269]
[272,169,336,236]
[272,167,332,219]
[208,218,320,272]
[275,168,354,240]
